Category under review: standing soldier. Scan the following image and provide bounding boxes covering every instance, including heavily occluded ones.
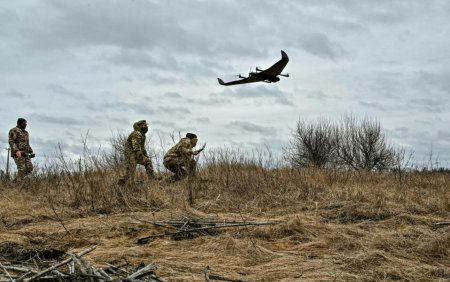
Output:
[163,133,200,181]
[118,120,159,185]
[9,118,34,180]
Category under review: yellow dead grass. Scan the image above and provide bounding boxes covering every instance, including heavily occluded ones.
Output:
[0,167,449,281]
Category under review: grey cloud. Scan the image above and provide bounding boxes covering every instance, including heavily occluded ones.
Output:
[152,120,176,128]
[386,127,411,140]
[161,92,232,106]
[23,1,226,56]
[86,101,189,117]
[412,71,450,94]
[445,1,450,15]
[300,32,347,61]
[410,98,442,107]
[47,84,86,99]
[29,113,84,125]
[306,90,334,101]
[122,76,133,82]
[32,137,86,159]
[359,101,387,112]
[229,121,277,135]
[186,95,232,106]
[107,116,130,126]
[356,4,408,25]
[364,71,406,98]
[194,117,211,124]
[159,106,191,115]
[88,101,155,116]
[223,86,294,106]
[11,1,278,60]
[108,51,218,84]
[25,1,172,50]
[164,92,183,99]
[108,49,159,69]
[146,74,184,85]
[437,130,450,140]
[409,98,445,112]
[0,6,18,36]
[3,89,27,99]
[64,130,77,139]
[413,117,444,126]
[336,1,426,26]
[29,137,60,153]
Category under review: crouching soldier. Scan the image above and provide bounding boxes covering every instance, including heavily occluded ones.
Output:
[163,133,200,181]
[9,118,34,181]
[118,120,159,185]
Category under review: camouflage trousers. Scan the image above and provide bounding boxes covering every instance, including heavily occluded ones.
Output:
[13,156,33,179]
[118,154,156,185]
[163,157,196,181]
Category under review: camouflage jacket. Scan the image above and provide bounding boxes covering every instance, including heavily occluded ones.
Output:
[125,122,149,161]
[164,137,193,163]
[9,127,33,157]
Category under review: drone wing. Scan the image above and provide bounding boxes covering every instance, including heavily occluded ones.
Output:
[260,50,289,75]
[217,76,263,86]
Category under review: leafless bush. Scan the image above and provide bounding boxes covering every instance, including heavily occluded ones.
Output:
[103,131,128,169]
[283,119,336,168]
[336,115,398,171]
[285,115,403,172]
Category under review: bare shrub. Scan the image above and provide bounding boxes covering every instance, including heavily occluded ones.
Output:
[336,115,398,171]
[104,131,128,169]
[285,115,403,172]
[283,119,336,168]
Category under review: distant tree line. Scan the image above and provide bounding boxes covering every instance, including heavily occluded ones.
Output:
[284,115,406,171]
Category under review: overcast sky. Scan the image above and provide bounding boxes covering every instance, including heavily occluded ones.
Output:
[1,0,449,169]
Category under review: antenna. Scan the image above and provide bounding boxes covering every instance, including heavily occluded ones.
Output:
[5,148,10,180]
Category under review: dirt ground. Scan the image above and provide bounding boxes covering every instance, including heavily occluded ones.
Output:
[1,202,449,281]
[1,170,449,281]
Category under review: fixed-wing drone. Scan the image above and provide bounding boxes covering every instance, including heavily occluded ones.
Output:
[217,50,289,86]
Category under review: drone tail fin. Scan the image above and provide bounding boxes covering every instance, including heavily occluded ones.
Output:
[281,50,289,61]
[217,78,226,85]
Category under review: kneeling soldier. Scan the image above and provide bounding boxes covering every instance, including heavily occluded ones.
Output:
[163,133,199,181]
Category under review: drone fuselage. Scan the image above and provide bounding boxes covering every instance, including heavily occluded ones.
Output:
[250,71,280,82]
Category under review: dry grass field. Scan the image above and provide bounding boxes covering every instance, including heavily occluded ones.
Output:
[0,157,449,281]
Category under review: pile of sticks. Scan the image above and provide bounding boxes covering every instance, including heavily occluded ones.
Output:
[137,217,283,244]
[0,246,165,282]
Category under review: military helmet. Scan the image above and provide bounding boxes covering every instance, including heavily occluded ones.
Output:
[186,133,197,139]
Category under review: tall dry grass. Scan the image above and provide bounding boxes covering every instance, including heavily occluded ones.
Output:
[0,144,449,281]
[1,143,448,219]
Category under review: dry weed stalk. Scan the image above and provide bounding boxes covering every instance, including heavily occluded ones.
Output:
[0,140,449,281]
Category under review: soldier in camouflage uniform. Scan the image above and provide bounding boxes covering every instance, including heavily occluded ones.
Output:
[9,118,34,180]
[163,133,199,181]
[118,120,159,185]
